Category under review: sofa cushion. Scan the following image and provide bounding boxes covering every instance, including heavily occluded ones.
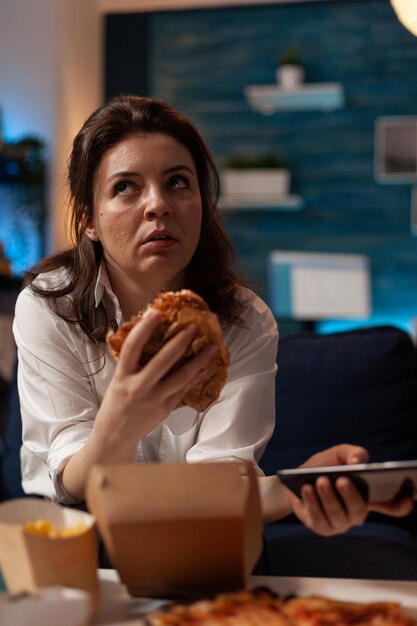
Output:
[262,521,417,580]
[260,325,417,476]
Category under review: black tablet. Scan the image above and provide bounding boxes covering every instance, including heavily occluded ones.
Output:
[277,460,417,502]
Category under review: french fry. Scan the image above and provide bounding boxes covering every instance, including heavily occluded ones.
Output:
[23,519,88,538]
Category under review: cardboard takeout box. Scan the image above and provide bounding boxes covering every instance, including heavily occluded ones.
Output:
[86,461,263,598]
[0,498,100,613]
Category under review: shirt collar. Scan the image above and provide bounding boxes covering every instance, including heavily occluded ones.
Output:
[94,261,123,325]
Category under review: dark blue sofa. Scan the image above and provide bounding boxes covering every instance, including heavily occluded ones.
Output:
[259,325,417,580]
[2,325,417,579]
[1,361,25,500]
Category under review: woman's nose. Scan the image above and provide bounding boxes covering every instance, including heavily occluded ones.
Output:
[143,186,172,220]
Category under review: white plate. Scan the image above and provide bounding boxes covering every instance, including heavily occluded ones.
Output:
[96,569,417,624]
[252,576,417,619]
[0,586,91,626]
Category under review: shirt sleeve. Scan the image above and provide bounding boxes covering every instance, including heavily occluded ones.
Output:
[185,292,278,475]
[13,287,101,503]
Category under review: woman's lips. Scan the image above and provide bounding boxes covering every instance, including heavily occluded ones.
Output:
[142,236,177,250]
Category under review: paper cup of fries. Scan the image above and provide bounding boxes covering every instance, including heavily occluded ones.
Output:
[0,498,100,613]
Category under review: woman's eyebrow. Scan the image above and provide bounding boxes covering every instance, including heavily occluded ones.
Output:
[164,165,196,176]
[107,165,195,182]
[107,170,139,181]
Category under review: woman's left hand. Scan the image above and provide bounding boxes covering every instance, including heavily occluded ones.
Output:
[286,444,414,536]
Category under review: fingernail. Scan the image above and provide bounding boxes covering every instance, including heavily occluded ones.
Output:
[337,478,350,493]
[195,367,208,381]
[143,309,160,321]
[317,479,331,495]
[302,484,315,499]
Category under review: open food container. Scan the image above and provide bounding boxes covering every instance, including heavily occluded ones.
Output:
[0,498,100,613]
[86,461,263,598]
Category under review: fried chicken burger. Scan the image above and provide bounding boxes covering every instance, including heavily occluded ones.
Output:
[106,289,230,412]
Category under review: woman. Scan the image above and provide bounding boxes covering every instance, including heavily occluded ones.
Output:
[13,95,411,536]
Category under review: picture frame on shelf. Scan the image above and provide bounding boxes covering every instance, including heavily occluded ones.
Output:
[374,116,417,183]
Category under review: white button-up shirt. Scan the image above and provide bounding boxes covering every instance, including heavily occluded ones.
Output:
[13,264,278,503]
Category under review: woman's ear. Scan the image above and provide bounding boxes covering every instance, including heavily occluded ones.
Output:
[85,222,100,241]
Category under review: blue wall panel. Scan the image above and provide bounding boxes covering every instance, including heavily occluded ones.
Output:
[108,1,417,329]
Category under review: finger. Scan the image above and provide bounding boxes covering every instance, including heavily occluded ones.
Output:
[309,476,366,534]
[292,482,333,536]
[313,476,349,530]
[346,446,369,465]
[161,344,219,403]
[302,444,369,469]
[369,497,414,517]
[325,444,368,465]
[334,476,368,526]
[117,310,161,374]
[135,323,200,383]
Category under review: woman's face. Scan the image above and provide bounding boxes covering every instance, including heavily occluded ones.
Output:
[88,132,202,292]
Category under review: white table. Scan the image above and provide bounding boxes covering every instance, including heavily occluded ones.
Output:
[92,569,417,625]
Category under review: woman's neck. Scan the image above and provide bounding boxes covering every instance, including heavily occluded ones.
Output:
[105,265,185,320]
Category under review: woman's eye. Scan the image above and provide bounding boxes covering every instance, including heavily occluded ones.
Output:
[115,181,136,195]
[169,175,189,189]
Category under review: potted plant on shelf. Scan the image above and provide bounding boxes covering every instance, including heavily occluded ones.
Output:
[0,136,47,263]
[221,153,291,203]
[276,47,305,89]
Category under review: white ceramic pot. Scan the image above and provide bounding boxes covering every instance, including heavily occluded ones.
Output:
[276,64,305,89]
[222,168,290,199]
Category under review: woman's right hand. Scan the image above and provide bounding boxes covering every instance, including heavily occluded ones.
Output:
[94,310,218,455]
[62,311,217,500]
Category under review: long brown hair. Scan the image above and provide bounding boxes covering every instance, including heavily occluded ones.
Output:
[26,95,246,343]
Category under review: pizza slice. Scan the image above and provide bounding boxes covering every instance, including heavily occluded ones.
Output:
[145,588,290,626]
[145,589,416,626]
[282,595,416,626]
